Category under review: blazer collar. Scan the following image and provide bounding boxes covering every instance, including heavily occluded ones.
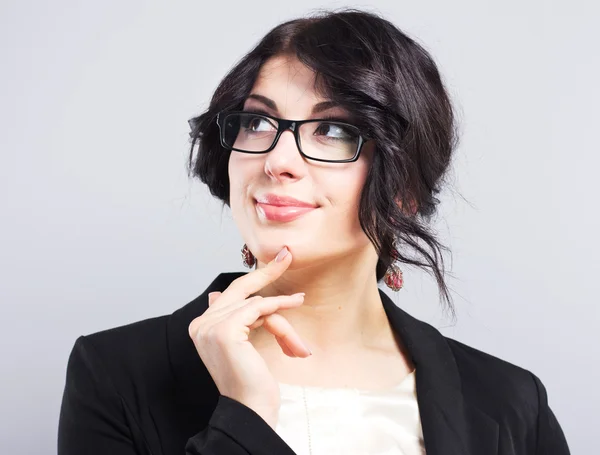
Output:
[167,272,499,455]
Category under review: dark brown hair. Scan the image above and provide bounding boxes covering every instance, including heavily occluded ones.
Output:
[188,8,460,318]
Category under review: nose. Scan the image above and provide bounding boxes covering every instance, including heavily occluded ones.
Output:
[263,128,307,183]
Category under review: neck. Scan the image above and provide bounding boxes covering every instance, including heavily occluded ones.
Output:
[253,247,390,352]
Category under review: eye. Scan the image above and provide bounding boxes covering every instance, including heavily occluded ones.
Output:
[243,115,277,133]
[314,122,356,141]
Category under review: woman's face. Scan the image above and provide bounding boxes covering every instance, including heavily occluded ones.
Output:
[228,55,376,269]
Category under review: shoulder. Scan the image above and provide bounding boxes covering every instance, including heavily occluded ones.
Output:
[445,335,537,388]
[83,312,170,347]
[60,313,177,448]
[82,312,170,352]
[70,313,172,389]
[444,336,543,423]
[442,336,570,452]
[65,273,240,393]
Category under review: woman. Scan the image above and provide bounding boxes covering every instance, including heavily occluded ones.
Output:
[58,9,570,455]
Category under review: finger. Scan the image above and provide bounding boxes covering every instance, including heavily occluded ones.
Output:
[201,294,304,344]
[204,295,263,321]
[208,294,304,333]
[246,314,299,356]
[217,246,292,305]
[262,313,311,357]
[246,315,295,353]
[231,293,305,329]
[276,335,297,357]
[208,292,222,306]
[248,316,265,330]
[206,293,299,323]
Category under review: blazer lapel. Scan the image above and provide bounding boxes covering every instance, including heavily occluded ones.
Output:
[380,290,499,455]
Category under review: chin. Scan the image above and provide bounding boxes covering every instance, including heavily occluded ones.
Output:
[245,233,311,267]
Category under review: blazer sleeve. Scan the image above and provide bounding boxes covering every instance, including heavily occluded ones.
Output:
[531,373,571,455]
[185,396,296,455]
[58,336,139,454]
[58,336,297,455]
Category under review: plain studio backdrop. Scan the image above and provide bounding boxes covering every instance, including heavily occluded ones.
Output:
[1,1,598,453]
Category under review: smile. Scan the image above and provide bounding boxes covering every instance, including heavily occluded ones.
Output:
[255,202,318,222]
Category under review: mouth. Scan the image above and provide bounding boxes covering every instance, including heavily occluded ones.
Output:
[255,202,318,222]
[254,193,319,223]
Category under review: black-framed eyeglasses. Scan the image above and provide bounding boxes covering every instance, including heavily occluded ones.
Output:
[216,110,370,163]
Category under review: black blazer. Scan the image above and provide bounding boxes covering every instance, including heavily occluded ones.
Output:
[58,272,570,455]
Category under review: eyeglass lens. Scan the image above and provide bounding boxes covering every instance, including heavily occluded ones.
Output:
[222,112,360,161]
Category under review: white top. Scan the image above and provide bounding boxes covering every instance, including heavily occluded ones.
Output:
[275,370,426,455]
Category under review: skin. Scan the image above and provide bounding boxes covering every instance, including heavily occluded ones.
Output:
[189,55,414,429]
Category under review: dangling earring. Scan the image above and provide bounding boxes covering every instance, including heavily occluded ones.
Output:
[241,244,256,268]
[384,248,404,291]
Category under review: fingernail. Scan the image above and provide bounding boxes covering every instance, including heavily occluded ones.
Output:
[305,344,313,355]
[275,247,289,263]
[291,292,305,298]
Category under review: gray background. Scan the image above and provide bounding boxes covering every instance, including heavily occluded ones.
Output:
[1,1,598,453]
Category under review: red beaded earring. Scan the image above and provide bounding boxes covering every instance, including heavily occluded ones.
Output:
[241,244,256,268]
[383,248,404,291]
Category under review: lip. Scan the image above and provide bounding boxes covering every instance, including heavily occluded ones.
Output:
[255,193,318,208]
[254,193,319,222]
[256,203,317,222]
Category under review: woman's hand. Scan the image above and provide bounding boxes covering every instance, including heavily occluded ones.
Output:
[188,247,311,428]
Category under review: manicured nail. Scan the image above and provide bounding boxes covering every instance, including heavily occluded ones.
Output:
[275,247,289,262]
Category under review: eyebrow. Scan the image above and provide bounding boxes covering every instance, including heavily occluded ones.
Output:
[245,94,343,116]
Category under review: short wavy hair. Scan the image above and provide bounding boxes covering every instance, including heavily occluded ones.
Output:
[188,8,460,318]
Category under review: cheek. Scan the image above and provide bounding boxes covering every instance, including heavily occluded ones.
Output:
[227,154,263,229]
[321,161,370,228]
[227,155,239,194]
[228,153,251,202]
[227,155,247,224]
